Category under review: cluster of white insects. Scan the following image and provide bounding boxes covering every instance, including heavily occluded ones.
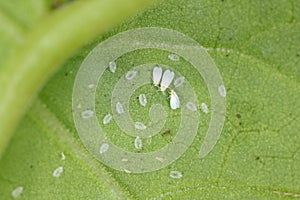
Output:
[152,65,181,110]
[104,62,190,153]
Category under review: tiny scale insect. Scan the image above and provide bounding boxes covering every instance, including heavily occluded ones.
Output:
[170,170,183,179]
[109,61,117,73]
[168,54,180,61]
[135,122,147,130]
[116,102,124,114]
[81,110,94,119]
[200,102,209,114]
[126,70,137,80]
[173,76,185,88]
[52,166,64,178]
[11,186,23,198]
[138,94,147,107]
[186,102,197,112]
[100,143,109,154]
[103,113,112,124]
[134,136,143,149]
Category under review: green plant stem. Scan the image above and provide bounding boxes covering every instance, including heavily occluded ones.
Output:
[0,0,154,157]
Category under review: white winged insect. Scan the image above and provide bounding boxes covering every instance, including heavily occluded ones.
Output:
[160,69,175,92]
[170,90,180,110]
[152,65,162,87]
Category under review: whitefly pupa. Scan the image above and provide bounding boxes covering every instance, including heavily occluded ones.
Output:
[173,76,185,88]
[138,94,147,107]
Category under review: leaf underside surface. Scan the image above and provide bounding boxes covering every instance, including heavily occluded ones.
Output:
[0,0,299,199]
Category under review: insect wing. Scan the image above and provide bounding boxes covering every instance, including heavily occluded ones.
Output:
[152,66,162,86]
[170,90,180,109]
[161,70,174,91]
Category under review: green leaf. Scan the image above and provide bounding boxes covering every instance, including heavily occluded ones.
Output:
[0,0,154,156]
[1,0,300,199]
